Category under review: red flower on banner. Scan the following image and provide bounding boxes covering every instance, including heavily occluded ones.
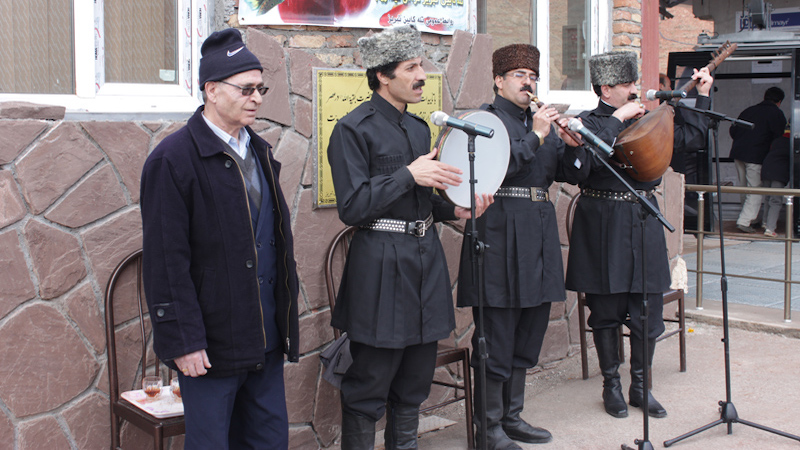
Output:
[278,0,369,22]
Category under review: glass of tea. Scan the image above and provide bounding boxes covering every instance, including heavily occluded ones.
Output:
[142,376,162,400]
[170,377,181,401]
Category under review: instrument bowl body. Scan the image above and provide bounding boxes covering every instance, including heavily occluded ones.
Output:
[434,110,511,207]
[613,104,675,182]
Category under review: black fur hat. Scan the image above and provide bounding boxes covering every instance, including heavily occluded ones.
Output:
[358,25,424,69]
[589,51,638,86]
[492,44,540,77]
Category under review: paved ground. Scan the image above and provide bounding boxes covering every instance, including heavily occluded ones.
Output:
[417,319,800,449]
[414,231,800,449]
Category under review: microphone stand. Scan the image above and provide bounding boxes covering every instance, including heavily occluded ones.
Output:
[579,140,674,450]
[663,104,800,447]
[465,132,488,450]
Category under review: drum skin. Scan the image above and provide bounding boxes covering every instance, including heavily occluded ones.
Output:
[613,104,675,182]
[434,110,510,207]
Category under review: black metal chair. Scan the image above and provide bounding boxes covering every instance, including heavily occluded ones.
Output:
[105,249,185,449]
[324,226,474,448]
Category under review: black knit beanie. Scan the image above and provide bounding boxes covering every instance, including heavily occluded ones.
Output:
[199,29,263,91]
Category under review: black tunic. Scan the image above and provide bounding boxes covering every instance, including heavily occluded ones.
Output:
[327,93,457,349]
[565,97,710,295]
[457,95,586,308]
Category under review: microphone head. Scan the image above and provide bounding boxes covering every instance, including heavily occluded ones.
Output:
[430,111,447,127]
[645,89,657,101]
[568,118,583,132]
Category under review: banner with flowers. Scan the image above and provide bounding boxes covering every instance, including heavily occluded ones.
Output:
[239,0,471,35]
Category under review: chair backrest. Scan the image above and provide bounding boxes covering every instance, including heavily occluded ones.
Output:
[324,226,357,339]
[104,249,168,403]
[566,192,581,240]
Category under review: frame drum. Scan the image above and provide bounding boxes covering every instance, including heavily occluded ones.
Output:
[434,110,510,208]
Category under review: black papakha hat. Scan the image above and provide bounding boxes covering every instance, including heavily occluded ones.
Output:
[358,25,424,70]
[588,51,638,86]
[492,44,540,77]
[199,28,263,90]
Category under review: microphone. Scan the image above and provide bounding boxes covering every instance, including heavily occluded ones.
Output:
[645,89,687,101]
[568,118,615,157]
[431,111,494,138]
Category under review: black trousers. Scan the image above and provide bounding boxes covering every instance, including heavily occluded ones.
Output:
[585,292,665,340]
[340,340,438,421]
[470,303,551,381]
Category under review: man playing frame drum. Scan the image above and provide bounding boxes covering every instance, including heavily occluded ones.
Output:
[457,44,586,449]
[326,25,492,450]
[565,51,713,419]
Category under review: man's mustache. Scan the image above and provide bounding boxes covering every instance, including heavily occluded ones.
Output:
[628,94,639,101]
[521,85,533,93]
[413,81,425,89]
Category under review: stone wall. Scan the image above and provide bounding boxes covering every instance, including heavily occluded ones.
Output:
[0,5,690,449]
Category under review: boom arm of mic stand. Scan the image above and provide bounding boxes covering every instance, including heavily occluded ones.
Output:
[582,142,675,233]
[673,103,754,129]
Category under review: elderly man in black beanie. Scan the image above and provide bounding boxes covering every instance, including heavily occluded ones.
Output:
[140,28,298,449]
[565,51,712,420]
[456,43,585,449]
[327,25,491,450]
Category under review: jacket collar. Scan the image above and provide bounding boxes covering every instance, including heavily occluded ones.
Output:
[188,105,270,158]
[493,94,532,124]
[371,92,406,123]
[595,99,617,116]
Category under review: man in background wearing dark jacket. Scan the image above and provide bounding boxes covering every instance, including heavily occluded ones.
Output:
[140,28,299,449]
[761,126,791,237]
[730,86,786,233]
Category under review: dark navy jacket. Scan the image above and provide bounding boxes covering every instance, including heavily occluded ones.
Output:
[140,106,299,377]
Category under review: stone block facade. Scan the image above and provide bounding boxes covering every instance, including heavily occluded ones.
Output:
[0,3,691,447]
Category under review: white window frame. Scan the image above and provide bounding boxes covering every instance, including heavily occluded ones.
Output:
[0,0,208,114]
[535,0,611,112]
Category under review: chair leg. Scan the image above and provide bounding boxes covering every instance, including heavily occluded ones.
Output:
[578,294,589,380]
[462,351,474,449]
[154,425,164,450]
[110,412,121,450]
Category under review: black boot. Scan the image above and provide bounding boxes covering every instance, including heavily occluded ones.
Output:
[474,374,521,450]
[341,411,376,450]
[594,328,628,418]
[628,335,667,418]
[501,368,552,444]
[384,403,420,450]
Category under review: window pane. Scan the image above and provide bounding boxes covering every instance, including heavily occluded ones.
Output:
[104,0,178,84]
[487,0,533,50]
[550,0,589,91]
[0,0,74,94]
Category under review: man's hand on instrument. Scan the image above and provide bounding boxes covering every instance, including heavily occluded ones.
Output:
[613,101,646,122]
[533,104,559,137]
[454,193,494,219]
[176,349,211,377]
[555,118,583,147]
[408,147,463,190]
[693,67,713,96]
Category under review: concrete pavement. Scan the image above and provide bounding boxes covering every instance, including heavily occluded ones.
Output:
[417,319,800,449]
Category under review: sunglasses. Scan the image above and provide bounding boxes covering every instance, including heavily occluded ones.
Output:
[219,80,269,96]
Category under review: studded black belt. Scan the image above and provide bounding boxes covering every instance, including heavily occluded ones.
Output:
[581,188,655,202]
[361,214,434,237]
[495,186,549,202]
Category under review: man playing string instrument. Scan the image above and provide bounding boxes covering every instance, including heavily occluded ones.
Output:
[565,51,713,420]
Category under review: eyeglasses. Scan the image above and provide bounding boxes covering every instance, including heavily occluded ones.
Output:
[508,71,539,82]
[219,80,269,96]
